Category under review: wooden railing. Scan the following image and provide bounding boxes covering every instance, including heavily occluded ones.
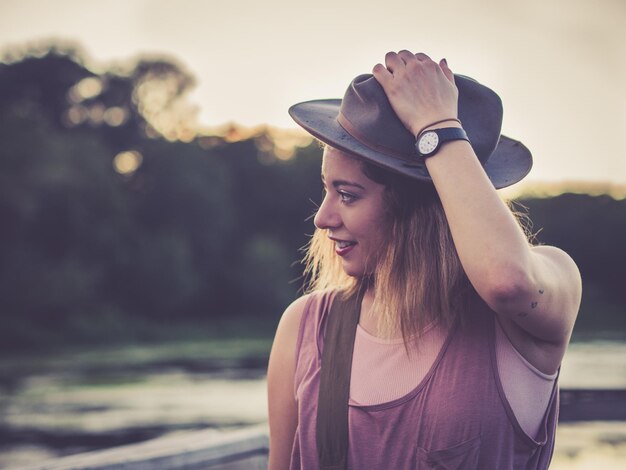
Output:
[14,425,269,470]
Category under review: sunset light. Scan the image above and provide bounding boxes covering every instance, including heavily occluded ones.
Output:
[1,0,623,185]
[0,2,625,468]
[113,150,143,174]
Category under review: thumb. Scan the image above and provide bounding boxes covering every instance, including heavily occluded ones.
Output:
[372,62,393,86]
[439,58,455,84]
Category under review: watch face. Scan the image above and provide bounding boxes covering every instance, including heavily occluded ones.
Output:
[418,131,439,155]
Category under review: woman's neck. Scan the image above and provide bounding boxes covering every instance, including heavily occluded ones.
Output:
[358,287,405,339]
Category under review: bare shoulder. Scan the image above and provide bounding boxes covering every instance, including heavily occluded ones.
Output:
[274,294,312,340]
[270,294,313,361]
[268,293,313,398]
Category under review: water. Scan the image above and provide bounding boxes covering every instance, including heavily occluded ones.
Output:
[1,339,625,468]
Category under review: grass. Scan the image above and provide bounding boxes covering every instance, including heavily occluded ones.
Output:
[0,311,278,385]
[0,336,273,384]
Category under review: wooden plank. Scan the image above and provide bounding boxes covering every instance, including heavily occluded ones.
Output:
[14,425,269,470]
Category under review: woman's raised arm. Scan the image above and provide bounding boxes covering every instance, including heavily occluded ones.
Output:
[372,51,582,351]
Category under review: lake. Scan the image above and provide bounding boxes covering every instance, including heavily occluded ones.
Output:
[1,339,625,468]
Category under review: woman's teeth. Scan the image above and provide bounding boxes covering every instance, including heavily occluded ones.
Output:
[337,240,356,249]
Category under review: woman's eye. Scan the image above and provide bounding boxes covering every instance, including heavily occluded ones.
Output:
[338,191,356,203]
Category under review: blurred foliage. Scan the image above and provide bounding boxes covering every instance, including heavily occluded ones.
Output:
[0,45,623,351]
[0,45,320,351]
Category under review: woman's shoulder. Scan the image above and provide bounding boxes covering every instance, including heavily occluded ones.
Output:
[279,294,313,329]
[271,291,332,364]
[277,289,338,335]
[281,289,336,322]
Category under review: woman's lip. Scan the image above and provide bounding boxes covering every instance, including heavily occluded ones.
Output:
[330,237,355,243]
[335,242,356,257]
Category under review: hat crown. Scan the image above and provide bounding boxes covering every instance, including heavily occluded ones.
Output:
[339,74,417,160]
[338,73,504,165]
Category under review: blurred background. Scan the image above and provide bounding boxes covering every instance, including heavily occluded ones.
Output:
[0,0,624,468]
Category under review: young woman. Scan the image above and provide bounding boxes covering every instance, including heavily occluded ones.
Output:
[267,51,581,469]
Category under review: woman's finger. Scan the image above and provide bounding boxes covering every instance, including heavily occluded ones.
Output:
[372,63,393,85]
[397,50,415,65]
[384,51,405,73]
[439,58,456,84]
[414,52,433,62]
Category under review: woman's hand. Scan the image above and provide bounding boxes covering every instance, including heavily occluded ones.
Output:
[372,51,459,137]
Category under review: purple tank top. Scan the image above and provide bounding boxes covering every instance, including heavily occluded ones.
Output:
[291,290,559,469]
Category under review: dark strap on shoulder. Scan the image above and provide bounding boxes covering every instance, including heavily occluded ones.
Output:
[316,287,365,470]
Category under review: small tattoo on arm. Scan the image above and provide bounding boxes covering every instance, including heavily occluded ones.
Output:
[517,312,529,318]
[531,301,538,308]
[539,289,544,294]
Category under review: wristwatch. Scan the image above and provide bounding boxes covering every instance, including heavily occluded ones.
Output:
[415,127,470,158]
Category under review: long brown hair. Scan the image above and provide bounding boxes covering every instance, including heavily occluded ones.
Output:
[302,148,475,348]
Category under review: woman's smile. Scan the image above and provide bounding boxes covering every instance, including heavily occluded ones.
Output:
[331,237,358,256]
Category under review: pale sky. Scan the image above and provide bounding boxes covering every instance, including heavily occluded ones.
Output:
[1,0,625,186]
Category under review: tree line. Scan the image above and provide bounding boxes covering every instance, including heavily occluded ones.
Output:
[0,46,623,351]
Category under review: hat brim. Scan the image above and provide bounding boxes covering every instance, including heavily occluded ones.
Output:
[289,99,532,189]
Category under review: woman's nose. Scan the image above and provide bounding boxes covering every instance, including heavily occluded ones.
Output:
[314,193,341,230]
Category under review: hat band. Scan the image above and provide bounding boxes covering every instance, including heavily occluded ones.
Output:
[337,112,416,162]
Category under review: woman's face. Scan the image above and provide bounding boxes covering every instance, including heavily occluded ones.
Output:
[314,146,389,278]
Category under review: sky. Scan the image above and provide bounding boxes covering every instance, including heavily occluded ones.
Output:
[0,0,625,188]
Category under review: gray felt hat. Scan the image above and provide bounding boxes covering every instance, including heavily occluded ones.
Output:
[288,73,532,189]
